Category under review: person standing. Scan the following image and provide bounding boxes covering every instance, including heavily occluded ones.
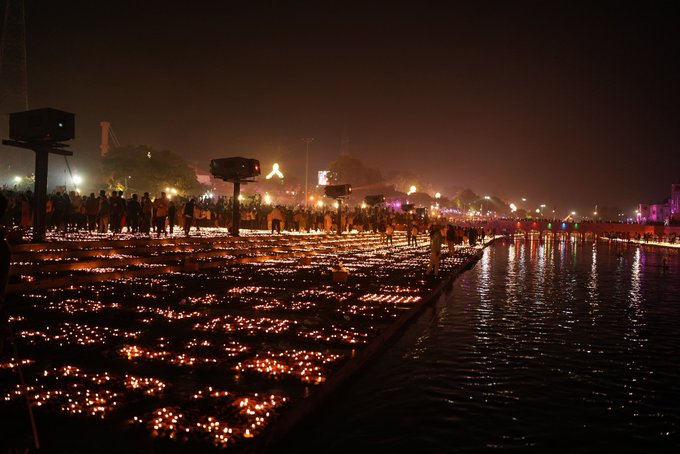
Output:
[271,205,283,234]
[183,198,195,236]
[469,227,478,246]
[168,200,177,234]
[411,221,419,247]
[86,193,98,231]
[426,223,443,276]
[323,211,333,234]
[153,192,169,237]
[109,191,123,234]
[97,190,110,234]
[446,224,456,255]
[140,192,153,235]
[385,222,394,246]
[126,194,142,233]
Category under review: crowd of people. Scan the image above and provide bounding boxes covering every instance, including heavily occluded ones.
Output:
[0,189,232,237]
[0,188,493,241]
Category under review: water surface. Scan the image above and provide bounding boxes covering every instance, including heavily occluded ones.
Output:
[281,240,680,453]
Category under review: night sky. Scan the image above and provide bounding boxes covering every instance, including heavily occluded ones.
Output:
[5,1,680,215]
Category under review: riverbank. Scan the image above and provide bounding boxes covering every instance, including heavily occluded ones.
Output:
[603,236,680,249]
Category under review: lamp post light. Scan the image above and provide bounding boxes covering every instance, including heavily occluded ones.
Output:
[302,138,314,208]
[482,195,491,216]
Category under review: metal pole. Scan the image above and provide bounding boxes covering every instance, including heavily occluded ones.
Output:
[33,149,49,242]
[302,138,314,208]
[232,180,240,237]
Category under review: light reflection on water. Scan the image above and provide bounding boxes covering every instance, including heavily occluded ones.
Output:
[283,240,680,453]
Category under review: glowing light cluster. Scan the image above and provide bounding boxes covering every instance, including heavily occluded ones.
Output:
[19,323,141,346]
[194,315,297,335]
[294,288,353,302]
[118,345,218,366]
[0,357,34,369]
[133,306,206,321]
[2,366,163,417]
[34,388,120,418]
[44,298,120,313]
[297,325,372,344]
[234,350,344,384]
[358,293,422,304]
[184,339,249,357]
[124,375,167,395]
[339,303,403,320]
[252,299,317,311]
[228,286,274,294]
[132,393,288,447]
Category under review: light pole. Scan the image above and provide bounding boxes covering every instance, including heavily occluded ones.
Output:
[302,138,314,208]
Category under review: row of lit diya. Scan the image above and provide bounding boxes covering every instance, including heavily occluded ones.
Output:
[0,362,290,447]
[2,240,480,448]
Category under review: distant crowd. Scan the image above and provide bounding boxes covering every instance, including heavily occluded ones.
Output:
[0,188,493,244]
[601,231,680,245]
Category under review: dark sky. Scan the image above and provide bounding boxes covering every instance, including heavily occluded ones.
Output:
[7,0,680,214]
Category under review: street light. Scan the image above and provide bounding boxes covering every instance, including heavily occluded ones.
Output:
[302,138,314,208]
[481,196,491,216]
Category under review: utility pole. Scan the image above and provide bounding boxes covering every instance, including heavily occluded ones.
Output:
[302,138,314,208]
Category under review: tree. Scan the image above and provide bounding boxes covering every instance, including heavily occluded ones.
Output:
[328,155,383,187]
[100,145,206,196]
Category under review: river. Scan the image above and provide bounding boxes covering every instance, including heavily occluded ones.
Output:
[280,239,680,453]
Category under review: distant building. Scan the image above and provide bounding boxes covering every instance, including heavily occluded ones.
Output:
[639,183,679,224]
[649,200,671,223]
[672,183,680,221]
[637,203,650,223]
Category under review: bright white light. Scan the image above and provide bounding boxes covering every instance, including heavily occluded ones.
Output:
[521,197,527,202]
[535,208,540,213]
[263,194,272,204]
[266,163,284,179]
[13,176,21,183]
[238,194,244,201]
[333,201,339,208]
[571,211,576,216]
[408,185,416,195]
[510,203,517,212]
[435,192,441,199]
[361,202,367,209]
[316,200,324,207]
[484,195,491,200]
[72,175,83,185]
